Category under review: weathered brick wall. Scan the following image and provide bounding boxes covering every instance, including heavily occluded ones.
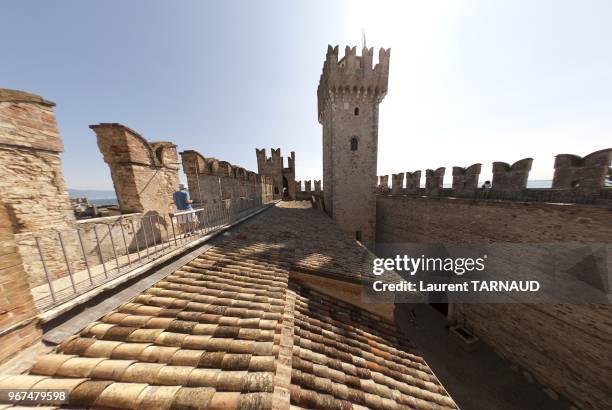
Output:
[0,201,41,363]
[91,123,179,217]
[375,195,612,409]
[0,89,78,285]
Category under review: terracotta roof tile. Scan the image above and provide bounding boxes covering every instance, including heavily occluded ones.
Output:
[0,203,456,409]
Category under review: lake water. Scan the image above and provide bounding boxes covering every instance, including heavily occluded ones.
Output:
[89,198,118,206]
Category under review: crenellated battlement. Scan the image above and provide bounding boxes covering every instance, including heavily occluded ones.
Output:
[425,168,445,195]
[391,173,404,195]
[377,148,611,204]
[286,151,296,174]
[317,45,390,123]
[378,175,389,190]
[552,148,612,193]
[492,158,533,192]
[90,123,179,214]
[255,147,297,199]
[295,179,323,193]
[295,179,324,202]
[405,171,421,194]
[452,163,482,194]
[90,123,179,171]
[181,149,272,205]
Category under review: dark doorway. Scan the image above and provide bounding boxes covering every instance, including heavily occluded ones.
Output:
[429,292,449,316]
[282,176,289,199]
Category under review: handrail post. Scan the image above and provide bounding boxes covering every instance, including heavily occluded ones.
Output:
[76,229,94,286]
[107,223,121,272]
[93,225,108,278]
[169,213,178,246]
[35,237,56,305]
[130,219,142,262]
[119,219,131,265]
[141,217,151,259]
[58,231,77,293]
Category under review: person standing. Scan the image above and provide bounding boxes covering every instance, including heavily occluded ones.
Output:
[173,183,196,234]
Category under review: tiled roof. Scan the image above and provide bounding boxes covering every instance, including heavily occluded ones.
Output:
[228,201,373,282]
[0,202,456,409]
[290,284,456,410]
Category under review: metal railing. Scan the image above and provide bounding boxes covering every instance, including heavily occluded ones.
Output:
[31,198,266,312]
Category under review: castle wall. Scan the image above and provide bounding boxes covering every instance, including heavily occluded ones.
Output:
[381,149,611,204]
[375,195,612,409]
[90,123,179,217]
[0,200,42,362]
[181,149,272,210]
[0,89,79,285]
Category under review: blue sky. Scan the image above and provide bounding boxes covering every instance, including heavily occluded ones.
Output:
[1,0,610,190]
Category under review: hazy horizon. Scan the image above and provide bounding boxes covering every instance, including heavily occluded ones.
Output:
[2,0,610,190]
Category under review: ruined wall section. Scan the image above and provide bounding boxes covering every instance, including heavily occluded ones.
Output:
[318,45,390,246]
[91,123,179,216]
[375,195,612,410]
[0,89,79,285]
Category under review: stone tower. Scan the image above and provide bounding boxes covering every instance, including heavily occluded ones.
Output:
[318,45,390,246]
[255,148,297,200]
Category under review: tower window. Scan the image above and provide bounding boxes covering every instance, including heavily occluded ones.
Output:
[354,107,359,115]
[350,137,358,151]
[356,231,362,241]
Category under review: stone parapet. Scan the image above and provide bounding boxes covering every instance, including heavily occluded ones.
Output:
[91,123,179,215]
[380,148,611,204]
[181,149,272,206]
